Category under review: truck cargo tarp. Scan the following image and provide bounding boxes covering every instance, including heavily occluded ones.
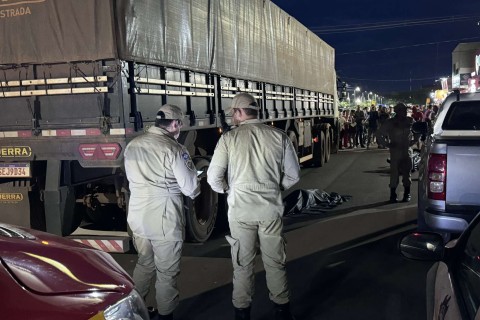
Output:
[0,0,117,65]
[1,0,335,94]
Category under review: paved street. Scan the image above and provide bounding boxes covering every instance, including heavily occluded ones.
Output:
[112,147,429,319]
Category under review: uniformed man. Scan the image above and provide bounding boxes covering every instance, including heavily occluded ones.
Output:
[207,93,300,320]
[124,104,200,320]
[377,102,416,203]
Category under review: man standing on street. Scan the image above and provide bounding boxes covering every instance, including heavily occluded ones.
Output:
[353,105,366,148]
[207,93,300,320]
[377,103,416,203]
[366,105,379,149]
[124,104,200,320]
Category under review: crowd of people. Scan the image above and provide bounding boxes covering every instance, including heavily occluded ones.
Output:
[338,103,438,150]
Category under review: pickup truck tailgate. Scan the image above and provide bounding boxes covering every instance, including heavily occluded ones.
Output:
[446,146,480,205]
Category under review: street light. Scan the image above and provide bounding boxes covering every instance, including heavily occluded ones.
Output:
[353,87,360,106]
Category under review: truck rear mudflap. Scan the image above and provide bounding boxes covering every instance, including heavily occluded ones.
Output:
[0,182,31,228]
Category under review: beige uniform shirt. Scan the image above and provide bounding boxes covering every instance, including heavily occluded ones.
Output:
[125,126,200,240]
[207,119,300,221]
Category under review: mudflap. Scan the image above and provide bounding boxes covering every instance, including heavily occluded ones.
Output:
[0,182,32,228]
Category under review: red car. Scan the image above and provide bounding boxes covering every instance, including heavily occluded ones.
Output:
[0,223,149,320]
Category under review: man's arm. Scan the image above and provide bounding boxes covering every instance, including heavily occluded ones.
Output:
[281,137,300,190]
[173,148,200,199]
[207,136,229,194]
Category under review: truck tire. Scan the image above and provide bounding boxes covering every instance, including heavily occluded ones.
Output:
[309,126,325,167]
[324,129,331,163]
[330,125,339,154]
[184,158,218,242]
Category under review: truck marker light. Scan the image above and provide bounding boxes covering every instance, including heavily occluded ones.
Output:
[427,153,447,201]
[79,144,122,160]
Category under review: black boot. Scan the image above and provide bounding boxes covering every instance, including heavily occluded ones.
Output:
[234,306,251,320]
[389,188,397,203]
[402,187,411,202]
[274,302,296,320]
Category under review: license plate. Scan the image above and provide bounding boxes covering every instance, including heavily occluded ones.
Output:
[0,163,31,178]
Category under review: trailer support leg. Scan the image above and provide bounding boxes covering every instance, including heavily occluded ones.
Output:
[43,160,74,236]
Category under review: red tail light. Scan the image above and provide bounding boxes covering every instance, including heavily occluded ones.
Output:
[427,153,446,200]
[78,143,122,160]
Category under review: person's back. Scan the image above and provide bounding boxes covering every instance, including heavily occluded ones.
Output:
[219,120,296,221]
[125,129,184,196]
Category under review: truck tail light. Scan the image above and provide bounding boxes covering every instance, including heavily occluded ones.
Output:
[79,143,122,160]
[427,153,446,201]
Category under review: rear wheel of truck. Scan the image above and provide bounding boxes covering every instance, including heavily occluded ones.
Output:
[330,125,339,154]
[324,129,331,163]
[309,125,325,167]
[184,158,218,242]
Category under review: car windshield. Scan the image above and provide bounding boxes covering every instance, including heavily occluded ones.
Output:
[442,101,480,130]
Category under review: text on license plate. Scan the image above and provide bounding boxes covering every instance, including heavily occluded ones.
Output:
[0,163,31,178]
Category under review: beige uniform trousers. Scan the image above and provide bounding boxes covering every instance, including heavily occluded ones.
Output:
[132,235,183,316]
[226,218,289,309]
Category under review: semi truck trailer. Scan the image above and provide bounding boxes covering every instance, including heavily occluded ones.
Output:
[0,0,339,252]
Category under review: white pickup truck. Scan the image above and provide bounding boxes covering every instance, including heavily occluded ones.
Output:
[417,91,480,237]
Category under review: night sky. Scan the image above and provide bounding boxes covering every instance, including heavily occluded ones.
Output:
[271,0,480,95]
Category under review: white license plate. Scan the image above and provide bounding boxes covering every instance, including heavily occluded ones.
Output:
[0,163,31,178]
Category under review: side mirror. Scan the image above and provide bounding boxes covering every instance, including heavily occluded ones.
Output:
[400,232,445,261]
[411,121,428,135]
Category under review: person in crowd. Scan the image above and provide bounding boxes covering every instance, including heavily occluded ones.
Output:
[366,105,379,149]
[353,105,366,148]
[377,106,390,148]
[377,103,416,203]
[411,106,423,122]
[432,105,439,119]
[124,104,200,320]
[346,110,356,148]
[339,110,346,150]
[207,93,300,320]
[424,104,433,123]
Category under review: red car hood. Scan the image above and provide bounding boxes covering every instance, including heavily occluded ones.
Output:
[0,225,132,295]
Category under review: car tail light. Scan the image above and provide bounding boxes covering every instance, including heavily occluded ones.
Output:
[78,143,122,160]
[427,153,446,200]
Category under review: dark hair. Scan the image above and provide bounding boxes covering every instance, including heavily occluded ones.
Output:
[155,118,174,128]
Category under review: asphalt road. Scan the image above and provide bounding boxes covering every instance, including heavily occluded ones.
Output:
[112,147,431,320]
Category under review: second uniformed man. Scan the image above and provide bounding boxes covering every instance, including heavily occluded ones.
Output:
[207,93,300,320]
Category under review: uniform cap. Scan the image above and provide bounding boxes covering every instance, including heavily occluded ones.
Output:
[156,104,183,120]
[394,103,407,112]
[227,93,259,114]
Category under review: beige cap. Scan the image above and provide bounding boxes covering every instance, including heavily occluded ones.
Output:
[156,104,183,120]
[227,93,259,114]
